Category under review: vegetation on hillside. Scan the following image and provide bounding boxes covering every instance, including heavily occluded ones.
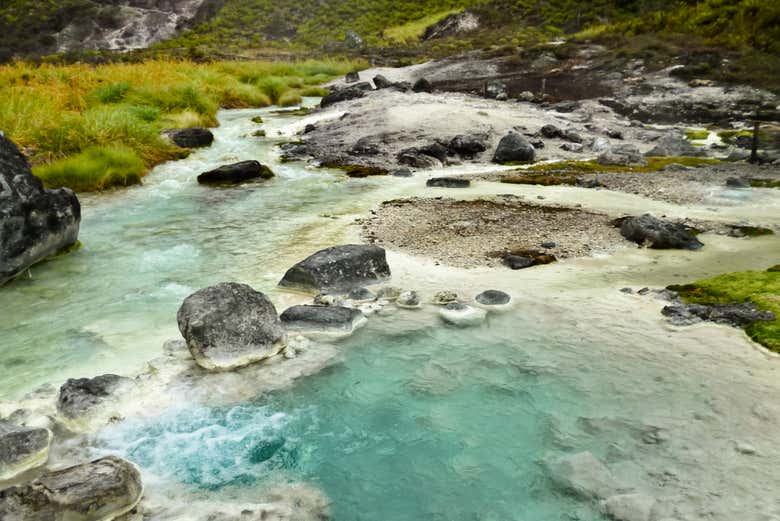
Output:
[669,267,780,352]
[0,59,362,191]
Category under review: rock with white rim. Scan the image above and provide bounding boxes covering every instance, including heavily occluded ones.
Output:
[57,374,134,430]
[177,283,287,371]
[602,494,656,521]
[397,291,422,309]
[0,421,52,481]
[475,290,512,308]
[280,305,366,336]
[0,456,143,521]
[438,302,487,327]
[547,451,619,499]
[432,291,459,305]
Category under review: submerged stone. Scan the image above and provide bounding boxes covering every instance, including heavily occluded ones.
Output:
[0,456,143,521]
[619,214,703,250]
[0,421,52,481]
[57,374,133,426]
[280,305,366,335]
[493,132,535,164]
[177,283,287,370]
[475,290,512,306]
[0,133,81,286]
[279,244,391,293]
[438,302,486,327]
[166,127,214,148]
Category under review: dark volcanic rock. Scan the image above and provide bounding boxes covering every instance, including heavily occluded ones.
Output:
[398,152,442,169]
[177,283,287,370]
[197,160,274,185]
[166,127,214,148]
[475,290,511,306]
[321,84,371,108]
[662,302,775,327]
[619,214,703,250]
[0,456,142,521]
[0,421,52,480]
[413,78,434,93]
[57,374,132,421]
[448,134,488,157]
[279,244,391,293]
[0,133,81,286]
[493,132,535,164]
[503,255,535,270]
[427,177,470,188]
[345,71,360,83]
[373,75,393,89]
[280,305,366,334]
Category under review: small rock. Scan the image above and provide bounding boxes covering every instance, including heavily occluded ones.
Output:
[598,144,647,167]
[560,143,584,153]
[493,132,535,164]
[313,293,345,307]
[726,177,750,188]
[541,124,563,139]
[280,305,366,336]
[373,75,392,89]
[392,167,413,177]
[448,134,487,157]
[433,291,459,305]
[427,177,470,188]
[475,290,511,306]
[376,286,402,301]
[345,71,360,83]
[197,161,274,185]
[518,91,536,102]
[347,287,376,302]
[646,134,705,157]
[165,127,214,148]
[0,421,52,481]
[547,451,618,499]
[734,441,757,455]
[541,242,556,249]
[563,129,583,143]
[412,78,433,93]
[439,302,487,327]
[619,214,703,250]
[620,288,634,294]
[397,291,422,309]
[503,255,535,270]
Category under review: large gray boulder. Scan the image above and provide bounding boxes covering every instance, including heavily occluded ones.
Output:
[279,245,391,293]
[280,305,366,335]
[619,214,703,250]
[597,144,647,167]
[197,161,274,185]
[0,456,143,521]
[0,421,52,481]
[177,283,287,370]
[492,132,535,164]
[165,127,214,148]
[57,374,134,429]
[0,133,81,286]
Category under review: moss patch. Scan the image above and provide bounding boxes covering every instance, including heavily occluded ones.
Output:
[751,179,780,188]
[527,157,719,174]
[501,174,577,186]
[668,267,780,352]
[322,163,389,178]
[684,129,709,140]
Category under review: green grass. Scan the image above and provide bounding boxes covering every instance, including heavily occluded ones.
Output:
[751,179,780,188]
[668,267,780,352]
[501,173,577,186]
[33,145,146,192]
[684,129,710,140]
[0,58,363,191]
[383,9,464,43]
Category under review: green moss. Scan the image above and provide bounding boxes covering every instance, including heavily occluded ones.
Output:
[33,145,146,192]
[251,116,264,124]
[717,129,752,142]
[684,129,709,140]
[751,179,780,188]
[501,174,577,186]
[527,157,719,174]
[321,162,389,178]
[668,268,780,352]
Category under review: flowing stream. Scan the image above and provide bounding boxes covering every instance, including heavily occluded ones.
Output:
[2,101,780,520]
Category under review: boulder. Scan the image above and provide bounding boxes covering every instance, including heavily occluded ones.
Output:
[373,75,393,89]
[563,129,583,144]
[280,305,366,335]
[503,255,535,270]
[619,215,703,250]
[597,144,647,167]
[177,283,287,370]
[0,133,81,285]
[484,81,507,100]
[662,302,775,327]
[448,134,487,157]
[603,494,656,521]
[0,421,52,481]
[351,137,381,156]
[422,10,479,40]
[197,161,274,185]
[540,124,563,139]
[399,152,442,169]
[493,132,535,164]
[390,81,413,93]
[166,127,214,148]
[345,71,360,83]
[0,456,143,521]
[560,143,584,153]
[57,374,133,425]
[399,143,448,164]
[427,177,470,188]
[439,302,486,327]
[475,290,511,306]
[412,78,433,93]
[646,134,705,157]
[279,244,391,293]
[392,167,413,177]
[546,451,618,499]
[397,291,422,309]
[320,84,371,108]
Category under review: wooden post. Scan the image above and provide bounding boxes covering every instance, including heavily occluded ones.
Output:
[750,120,760,164]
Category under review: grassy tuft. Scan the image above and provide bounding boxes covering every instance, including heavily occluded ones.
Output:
[527,157,719,174]
[501,174,577,186]
[383,9,463,43]
[34,145,146,192]
[668,267,780,352]
[684,129,710,140]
